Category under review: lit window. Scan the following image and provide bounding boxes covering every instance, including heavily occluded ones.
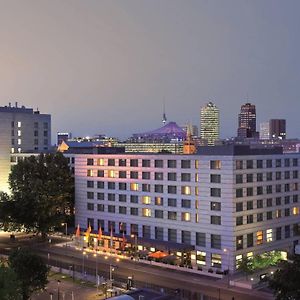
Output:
[211,253,222,268]
[11,148,14,153]
[181,212,191,222]
[195,174,199,182]
[181,186,191,195]
[195,186,199,195]
[17,121,21,127]
[142,196,151,205]
[266,229,273,242]
[97,158,105,166]
[155,197,163,206]
[235,255,243,268]
[256,231,263,245]
[142,208,151,217]
[17,130,21,136]
[17,148,21,153]
[195,160,199,169]
[17,139,21,145]
[108,170,116,178]
[130,183,139,191]
[293,207,299,215]
[196,251,206,266]
[87,170,93,177]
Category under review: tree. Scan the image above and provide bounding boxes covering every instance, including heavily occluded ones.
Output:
[237,257,253,279]
[0,152,74,237]
[9,248,49,300]
[0,264,22,300]
[269,255,300,300]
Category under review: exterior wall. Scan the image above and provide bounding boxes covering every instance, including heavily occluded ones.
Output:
[74,152,300,272]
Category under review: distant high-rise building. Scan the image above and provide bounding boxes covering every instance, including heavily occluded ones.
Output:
[0,103,51,192]
[181,124,198,137]
[237,103,258,138]
[57,132,72,145]
[200,102,219,146]
[259,122,270,140]
[269,119,286,140]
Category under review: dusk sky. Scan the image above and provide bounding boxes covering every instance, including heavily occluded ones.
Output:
[0,0,299,141]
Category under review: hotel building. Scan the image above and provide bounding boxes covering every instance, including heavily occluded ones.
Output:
[74,145,300,272]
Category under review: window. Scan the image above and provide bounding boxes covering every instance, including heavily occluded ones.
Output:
[211,216,221,225]
[257,186,263,195]
[257,160,263,168]
[182,186,191,195]
[257,213,263,222]
[211,174,221,183]
[266,229,272,242]
[168,211,177,220]
[246,174,253,183]
[142,225,151,238]
[119,194,127,202]
[119,159,126,166]
[182,212,191,222]
[211,234,221,249]
[130,183,139,191]
[182,231,191,244]
[293,170,298,179]
[246,160,253,169]
[168,172,176,181]
[236,189,243,198]
[266,160,272,168]
[108,193,115,201]
[211,202,221,211]
[257,199,263,208]
[17,121,21,128]
[119,206,127,214]
[168,185,177,194]
[247,215,253,224]
[142,184,151,192]
[130,171,138,179]
[236,202,243,212]
[142,208,151,217]
[119,182,126,190]
[211,188,221,197]
[181,173,191,182]
[285,184,290,192]
[285,196,290,204]
[130,195,138,203]
[142,159,150,167]
[108,170,116,178]
[167,160,177,168]
[236,216,243,226]
[266,185,273,194]
[293,158,298,167]
[87,181,94,188]
[130,159,138,167]
[256,231,263,245]
[87,158,94,165]
[236,160,243,170]
[276,159,281,168]
[107,159,115,166]
[130,207,138,216]
[119,171,126,178]
[154,160,163,168]
[168,198,177,207]
[87,203,94,211]
[266,172,273,181]
[142,196,151,204]
[285,225,290,238]
[152,196,162,206]
[87,170,93,177]
[276,184,281,193]
[285,171,290,179]
[142,172,150,180]
[87,192,94,199]
[293,195,298,203]
[97,170,104,177]
[166,229,176,242]
[181,160,191,169]
[211,254,221,268]
[108,205,115,213]
[276,172,281,180]
[247,233,253,248]
[276,209,281,218]
[97,181,104,189]
[210,160,221,170]
[247,188,253,197]
[236,236,243,250]
[180,199,191,208]
[97,193,104,200]
[285,208,290,217]
[108,182,115,190]
[276,197,281,206]
[284,159,290,167]
[267,198,273,207]
[293,207,299,215]
[155,172,163,180]
[257,173,263,182]
[97,204,104,211]
[276,227,282,240]
[155,210,164,219]
[155,184,163,193]
[236,174,243,184]
[196,232,206,247]
[155,227,164,240]
[267,211,273,220]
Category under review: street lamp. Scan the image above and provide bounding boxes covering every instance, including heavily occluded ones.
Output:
[57,280,61,300]
[223,248,230,287]
[93,252,99,292]
[61,222,68,247]
[82,251,87,276]
[130,234,138,260]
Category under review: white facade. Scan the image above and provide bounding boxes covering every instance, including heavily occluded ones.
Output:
[74,149,300,272]
[260,122,270,140]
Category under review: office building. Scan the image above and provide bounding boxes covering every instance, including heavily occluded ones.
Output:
[0,103,51,192]
[74,145,300,273]
[259,122,270,140]
[57,132,72,145]
[181,124,199,137]
[237,103,258,139]
[270,119,286,140]
[200,102,219,146]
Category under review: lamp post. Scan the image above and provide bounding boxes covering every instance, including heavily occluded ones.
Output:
[82,251,87,276]
[94,252,99,292]
[61,222,68,246]
[223,248,230,287]
[130,234,137,260]
[57,280,61,300]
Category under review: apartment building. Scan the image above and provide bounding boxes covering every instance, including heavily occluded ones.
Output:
[73,145,299,272]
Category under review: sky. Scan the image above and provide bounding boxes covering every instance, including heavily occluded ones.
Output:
[0,0,299,141]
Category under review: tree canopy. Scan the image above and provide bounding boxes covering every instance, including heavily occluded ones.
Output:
[0,264,22,300]
[9,248,49,300]
[269,256,300,300]
[0,152,73,236]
